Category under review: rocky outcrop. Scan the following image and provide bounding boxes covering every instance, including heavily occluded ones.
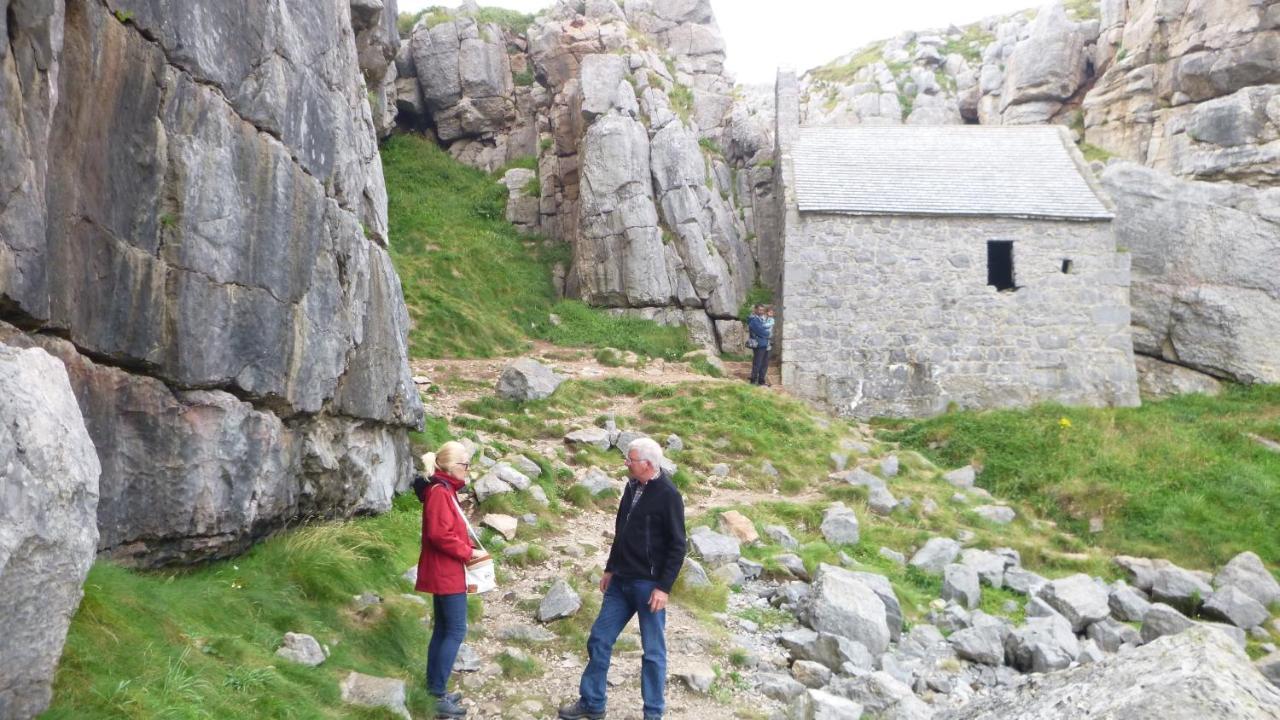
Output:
[941,626,1280,719]
[806,0,1280,187]
[0,346,100,719]
[1102,162,1279,384]
[1083,0,1280,185]
[0,0,423,566]
[396,1,766,351]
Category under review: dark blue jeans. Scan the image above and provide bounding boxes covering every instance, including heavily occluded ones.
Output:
[750,345,770,384]
[426,592,468,696]
[578,577,668,716]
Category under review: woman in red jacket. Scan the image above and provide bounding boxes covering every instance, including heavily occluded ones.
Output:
[414,441,476,719]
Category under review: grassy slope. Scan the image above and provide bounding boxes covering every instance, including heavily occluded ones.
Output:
[879,385,1280,568]
[382,133,692,360]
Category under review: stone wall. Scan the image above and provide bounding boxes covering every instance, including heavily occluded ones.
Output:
[780,214,1140,418]
[0,0,424,567]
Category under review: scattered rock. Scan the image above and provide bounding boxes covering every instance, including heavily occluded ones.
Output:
[827,671,931,719]
[690,526,741,567]
[830,453,849,472]
[942,564,981,609]
[973,505,1016,524]
[537,579,582,622]
[472,472,514,502]
[505,454,543,478]
[867,485,898,515]
[665,434,684,451]
[496,625,557,643]
[909,538,962,575]
[453,643,482,672]
[709,463,731,477]
[496,358,564,401]
[718,510,760,544]
[878,547,906,566]
[1108,581,1152,622]
[758,673,806,702]
[339,672,410,719]
[575,467,622,496]
[1037,574,1111,632]
[819,503,860,546]
[766,525,800,549]
[789,688,864,720]
[879,455,900,478]
[946,626,1280,719]
[738,558,763,580]
[675,663,716,694]
[276,633,327,666]
[713,563,746,586]
[791,659,832,688]
[1150,565,1214,614]
[564,427,611,451]
[774,554,810,581]
[1202,585,1270,630]
[960,549,1006,588]
[950,623,1008,665]
[481,513,518,541]
[1255,651,1280,689]
[527,485,549,507]
[943,466,976,489]
[1214,551,1280,608]
[682,558,712,588]
[1140,603,1195,644]
[804,564,891,656]
[1004,613,1080,673]
[846,571,905,643]
[1086,617,1142,653]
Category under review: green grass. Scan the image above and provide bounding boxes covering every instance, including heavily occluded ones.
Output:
[878,385,1280,569]
[383,134,692,360]
[44,495,446,719]
[1079,142,1115,163]
[808,42,885,84]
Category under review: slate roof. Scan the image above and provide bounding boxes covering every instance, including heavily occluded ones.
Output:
[792,125,1113,220]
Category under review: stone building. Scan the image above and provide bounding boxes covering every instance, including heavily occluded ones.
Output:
[774,72,1140,418]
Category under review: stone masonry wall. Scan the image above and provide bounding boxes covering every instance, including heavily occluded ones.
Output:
[780,214,1140,418]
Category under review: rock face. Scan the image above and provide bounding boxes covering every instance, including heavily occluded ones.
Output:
[0,1,424,567]
[397,0,771,352]
[0,346,101,719]
[1102,163,1280,384]
[943,626,1280,719]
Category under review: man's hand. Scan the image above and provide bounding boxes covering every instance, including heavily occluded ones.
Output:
[648,588,668,613]
[600,571,613,593]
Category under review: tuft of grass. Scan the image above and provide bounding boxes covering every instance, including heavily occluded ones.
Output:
[1079,142,1115,163]
[496,650,543,678]
[668,82,694,122]
[808,42,886,84]
[43,494,446,719]
[878,385,1280,569]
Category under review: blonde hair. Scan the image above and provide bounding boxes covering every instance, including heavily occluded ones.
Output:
[421,441,472,478]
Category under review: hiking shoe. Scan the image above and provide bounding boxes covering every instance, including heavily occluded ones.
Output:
[433,694,466,718]
[558,700,605,719]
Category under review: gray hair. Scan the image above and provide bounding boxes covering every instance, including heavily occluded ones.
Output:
[626,436,664,468]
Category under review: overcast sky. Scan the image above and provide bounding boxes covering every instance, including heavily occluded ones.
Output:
[397,0,1039,82]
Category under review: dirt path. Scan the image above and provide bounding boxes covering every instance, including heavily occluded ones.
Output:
[425,346,791,720]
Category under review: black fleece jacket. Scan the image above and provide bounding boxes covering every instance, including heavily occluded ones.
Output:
[604,470,687,593]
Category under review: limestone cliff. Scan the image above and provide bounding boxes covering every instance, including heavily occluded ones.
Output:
[0,0,424,567]
[393,0,777,352]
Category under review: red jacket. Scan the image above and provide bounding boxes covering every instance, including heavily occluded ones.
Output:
[415,472,474,595]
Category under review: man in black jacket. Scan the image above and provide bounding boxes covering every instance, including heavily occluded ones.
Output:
[560,437,686,720]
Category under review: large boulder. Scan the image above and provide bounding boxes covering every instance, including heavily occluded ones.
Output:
[909,537,962,575]
[804,564,891,657]
[1000,2,1090,123]
[1214,551,1280,608]
[941,626,1280,719]
[0,345,101,719]
[1004,613,1080,673]
[819,503,860,546]
[1102,163,1280,385]
[496,359,565,401]
[689,526,741,567]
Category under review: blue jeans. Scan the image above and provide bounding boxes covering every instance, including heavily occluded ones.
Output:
[426,592,468,696]
[750,345,770,384]
[579,576,668,716]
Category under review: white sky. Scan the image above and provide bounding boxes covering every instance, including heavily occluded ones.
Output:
[397,0,1039,83]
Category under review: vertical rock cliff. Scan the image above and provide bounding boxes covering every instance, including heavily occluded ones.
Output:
[0,0,424,567]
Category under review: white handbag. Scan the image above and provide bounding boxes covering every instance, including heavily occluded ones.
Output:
[449,494,496,594]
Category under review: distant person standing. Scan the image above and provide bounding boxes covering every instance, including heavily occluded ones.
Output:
[748,304,773,386]
[559,438,687,720]
[414,441,479,719]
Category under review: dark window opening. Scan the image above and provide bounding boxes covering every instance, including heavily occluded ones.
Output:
[1061,259,1074,274]
[987,241,1016,291]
